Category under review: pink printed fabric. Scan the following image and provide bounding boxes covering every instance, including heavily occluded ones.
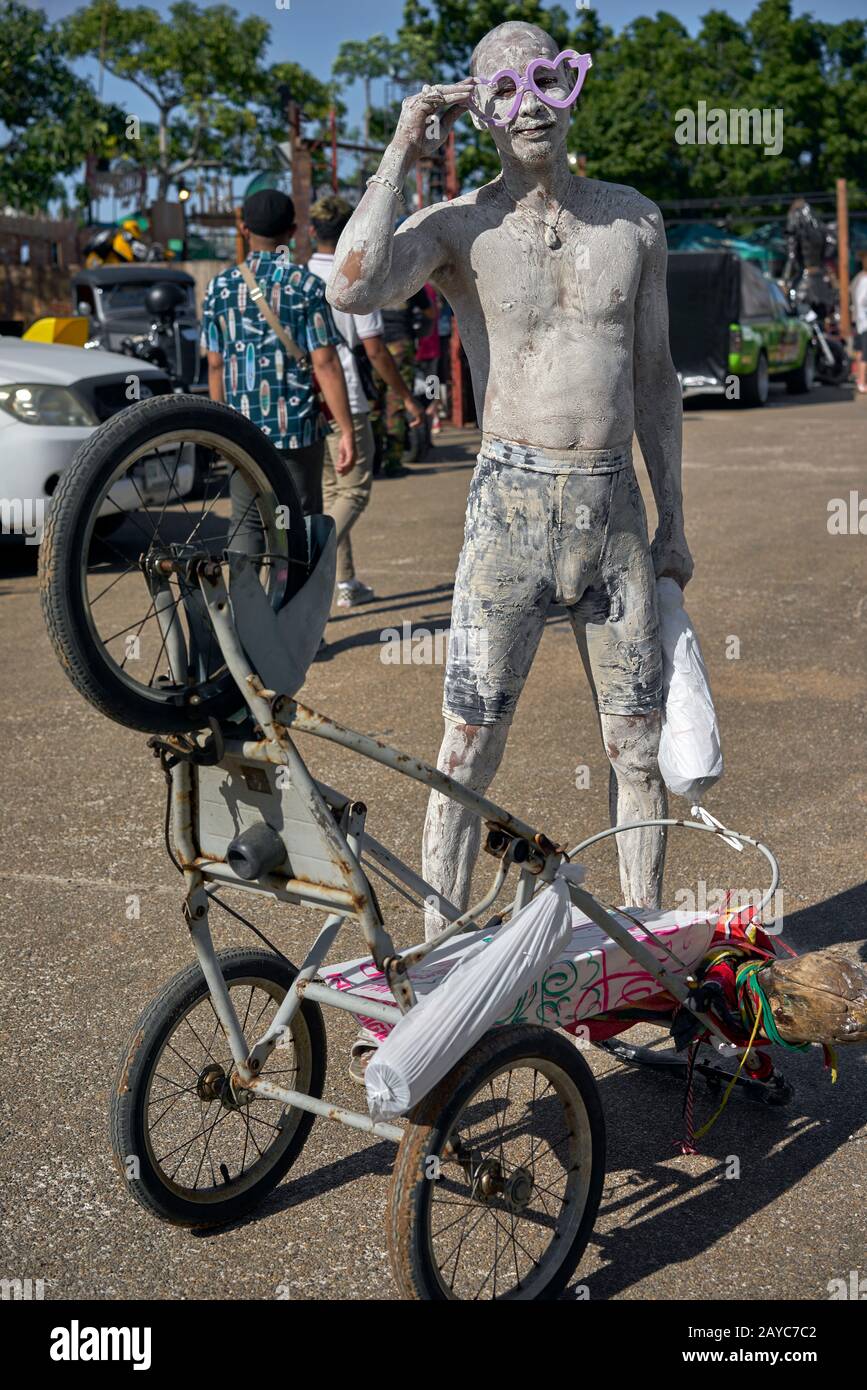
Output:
[321,908,715,1040]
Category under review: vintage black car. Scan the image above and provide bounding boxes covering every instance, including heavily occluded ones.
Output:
[72,265,203,390]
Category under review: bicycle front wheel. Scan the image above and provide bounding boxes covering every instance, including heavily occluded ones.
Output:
[110,948,326,1228]
[39,394,308,733]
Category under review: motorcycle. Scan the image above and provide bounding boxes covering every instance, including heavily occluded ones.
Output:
[787,287,850,387]
[118,281,200,392]
[83,219,168,269]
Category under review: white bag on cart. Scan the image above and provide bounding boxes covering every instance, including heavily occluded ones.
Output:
[364,864,585,1122]
[656,577,723,804]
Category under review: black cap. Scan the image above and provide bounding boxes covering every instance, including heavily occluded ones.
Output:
[242,189,296,238]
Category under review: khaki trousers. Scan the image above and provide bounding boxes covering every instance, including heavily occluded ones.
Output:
[323,413,375,584]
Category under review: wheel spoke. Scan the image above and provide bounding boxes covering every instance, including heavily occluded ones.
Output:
[89,563,139,607]
[190,1105,233,1189]
[146,587,185,688]
[134,968,311,1207]
[164,1038,206,1077]
[149,1087,202,1134]
[417,1051,592,1299]
[182,1012,222,1067]
[75,432,296,725]
[185,470,229,545]
[439,1206,488,1288]
[485,1207,545,1273]
[244,1112,284,1136]
[153,444,194,524]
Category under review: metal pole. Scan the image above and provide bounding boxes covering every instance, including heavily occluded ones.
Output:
[234,205,245,264]
[837,177,851,338]
[330,107,338,193]
[248,1077,404,1143]
[293,142,313,265]
[289,100,312,265]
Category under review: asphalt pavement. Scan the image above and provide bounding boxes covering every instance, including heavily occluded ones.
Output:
[1,381,865,1301]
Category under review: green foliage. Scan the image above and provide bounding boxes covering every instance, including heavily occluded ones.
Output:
[60,1,285,197]
[397,0,867,201]
[334,35,398,88]
[0,0,121,210]
[61,0,270,110]
[8,0,864,216]
[398,0,571,78]
[260,61,342,142]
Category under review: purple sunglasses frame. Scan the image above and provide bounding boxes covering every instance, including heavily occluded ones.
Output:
[469,49,593,128]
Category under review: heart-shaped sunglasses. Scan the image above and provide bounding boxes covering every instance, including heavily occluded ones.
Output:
[468,49,592,128]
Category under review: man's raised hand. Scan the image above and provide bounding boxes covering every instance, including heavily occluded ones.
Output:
[392,78,476,161]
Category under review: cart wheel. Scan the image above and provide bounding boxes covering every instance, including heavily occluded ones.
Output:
[39,394,308,734]
[387,1025,605,1300]
[110,948,326,1228]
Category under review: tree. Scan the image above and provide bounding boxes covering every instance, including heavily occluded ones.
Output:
[397,0,570,81]
[265,60,345,195]
[61,0,276,199]
[333,36,399,149]
[396,0,866,204]
[0,1,119,211]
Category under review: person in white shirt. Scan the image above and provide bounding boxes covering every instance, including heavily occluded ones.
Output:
[851,249,867,394]
[308,195,424,606]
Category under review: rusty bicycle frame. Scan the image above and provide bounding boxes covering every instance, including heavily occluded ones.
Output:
[153,554,779,1144]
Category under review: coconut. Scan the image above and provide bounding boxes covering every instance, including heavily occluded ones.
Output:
[762,947,867,1047]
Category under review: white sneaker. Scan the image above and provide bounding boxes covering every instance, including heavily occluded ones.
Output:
[337,579,376,608]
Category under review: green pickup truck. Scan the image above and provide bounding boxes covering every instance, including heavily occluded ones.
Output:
[667,251,814,406]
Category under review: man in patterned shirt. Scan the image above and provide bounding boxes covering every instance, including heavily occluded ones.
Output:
[203,189,356,514]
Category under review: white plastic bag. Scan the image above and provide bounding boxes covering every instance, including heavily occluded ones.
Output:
[657,576,722,803]
[364,863,585,1121]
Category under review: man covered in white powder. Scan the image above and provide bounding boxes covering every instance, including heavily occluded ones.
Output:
[327,23,692,1076]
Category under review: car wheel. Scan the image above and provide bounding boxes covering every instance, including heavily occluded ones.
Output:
[739,351,769,407]
[786,345,816,394]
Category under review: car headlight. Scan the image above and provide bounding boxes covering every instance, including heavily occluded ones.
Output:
[0,383,98,427]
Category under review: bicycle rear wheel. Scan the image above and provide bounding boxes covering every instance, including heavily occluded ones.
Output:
[39,394,308,733]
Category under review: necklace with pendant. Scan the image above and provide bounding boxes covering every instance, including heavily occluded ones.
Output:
[498,177,570,250]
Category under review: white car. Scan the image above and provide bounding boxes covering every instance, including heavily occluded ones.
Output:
[0,338,194,545]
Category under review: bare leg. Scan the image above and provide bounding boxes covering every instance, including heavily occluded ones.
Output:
[602,709,667,909]
[422,719,510,939]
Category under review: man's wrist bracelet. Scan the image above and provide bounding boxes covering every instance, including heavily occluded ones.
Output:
[366,174,406,207]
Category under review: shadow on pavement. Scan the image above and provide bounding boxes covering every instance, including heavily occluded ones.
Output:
[684,384,855,413]
[576,1044,864,1300]
[573,884,867,1299]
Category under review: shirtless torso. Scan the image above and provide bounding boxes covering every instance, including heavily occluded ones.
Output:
[424,175,654,453]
